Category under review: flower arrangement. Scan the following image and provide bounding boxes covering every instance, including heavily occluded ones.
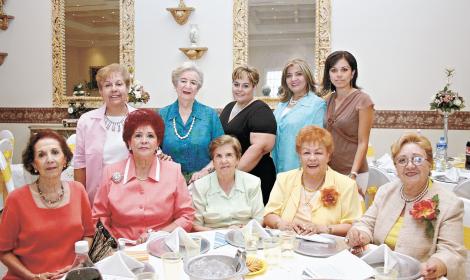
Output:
[409,194,440,238]
[430,69,465,113]
[320,188,339,207]
[128,67,150,104]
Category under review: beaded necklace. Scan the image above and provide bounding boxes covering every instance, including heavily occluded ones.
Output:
[400,181,429,203]
[173,116,195,140]
[36,181,64,208]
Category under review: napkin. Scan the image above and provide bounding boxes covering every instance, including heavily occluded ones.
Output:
[296,234,335,244]
[242,219,270,238]
[95,251,144,278]
[213,231,229,249]
[360,244,398,274]
[304,249,375,279]
[164,227,197,253]
[375,153,396,173]
[433,167,462,183]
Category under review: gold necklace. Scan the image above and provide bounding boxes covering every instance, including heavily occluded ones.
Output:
[303,187,317,209]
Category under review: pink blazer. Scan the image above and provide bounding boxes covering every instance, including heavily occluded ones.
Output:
[353,180,467,280]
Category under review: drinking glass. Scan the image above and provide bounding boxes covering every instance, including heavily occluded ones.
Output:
[244,232,259,257]
[161,252,183,280]
[375,266,398,280]
[185,236,202,260]
[263,237,281,266]
[280,230,296,258]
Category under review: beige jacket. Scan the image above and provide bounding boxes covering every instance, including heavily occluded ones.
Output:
[353,180,466,280]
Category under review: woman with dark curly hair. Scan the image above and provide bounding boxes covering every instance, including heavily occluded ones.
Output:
[0,130,94,280]
[92,109,195,243]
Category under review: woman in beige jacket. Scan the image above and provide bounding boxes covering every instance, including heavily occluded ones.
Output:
[346,133,466,280]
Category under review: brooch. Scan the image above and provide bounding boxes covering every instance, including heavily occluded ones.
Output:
[111,172,123,184]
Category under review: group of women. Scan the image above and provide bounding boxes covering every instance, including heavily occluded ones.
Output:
[0,50,466,280]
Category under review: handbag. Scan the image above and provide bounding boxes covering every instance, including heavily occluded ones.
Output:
[88,220,118,263]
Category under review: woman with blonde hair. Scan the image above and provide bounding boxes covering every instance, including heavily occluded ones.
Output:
[74,63,137,203]
[264,126,362,236]
[192,135,264,231]
[346,133,466,280]
[219,65,276,203]
[272,58,326,173]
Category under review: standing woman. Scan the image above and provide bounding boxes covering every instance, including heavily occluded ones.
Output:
[219,66,276,203]
[272,58,326,173]
[322,51,374,191]
[159,62,224,183]
[74,63,136,203]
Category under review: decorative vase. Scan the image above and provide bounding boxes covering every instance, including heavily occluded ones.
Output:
[189,24,199,47]
[438,109,455,168]
[129,102,143,108]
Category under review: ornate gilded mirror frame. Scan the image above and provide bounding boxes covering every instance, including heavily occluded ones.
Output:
[232,0,331,106]
[52,0,135,107]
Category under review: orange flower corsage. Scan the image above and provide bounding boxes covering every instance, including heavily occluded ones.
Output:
[409,194,440,238]
[320,188,339,207]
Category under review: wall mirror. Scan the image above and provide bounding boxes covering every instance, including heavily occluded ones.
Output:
[233,0,330,106]
[52,0,135,107]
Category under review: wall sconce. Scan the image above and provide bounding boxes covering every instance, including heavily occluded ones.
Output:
[179,24,208,60]
[0,0,14,30]
[167,0,194,25]
[0,52,7,65]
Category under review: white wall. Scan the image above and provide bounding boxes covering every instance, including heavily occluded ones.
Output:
[135,0,233,109]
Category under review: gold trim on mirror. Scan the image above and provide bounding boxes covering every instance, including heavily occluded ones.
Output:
[52,0,135,107]
[233,0,331,105]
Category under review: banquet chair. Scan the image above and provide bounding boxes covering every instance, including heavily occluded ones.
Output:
[460,197,470,250]
[0,139,15,210]
[454,179,470,200]
[0,130,14,165]
[365,166,394,209]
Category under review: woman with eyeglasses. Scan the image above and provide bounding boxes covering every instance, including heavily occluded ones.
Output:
[346,133,466,280]
[159,62,224,184]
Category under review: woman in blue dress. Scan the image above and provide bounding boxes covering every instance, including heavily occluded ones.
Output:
[272,58,326,173]
[159,62,224,183]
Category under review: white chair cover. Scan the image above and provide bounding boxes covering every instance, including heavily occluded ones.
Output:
[0,139,15,210]
[0,130,14,165]
[454,179,470,200]
[365,166,394,209]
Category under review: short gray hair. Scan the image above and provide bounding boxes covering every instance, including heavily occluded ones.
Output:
[171,62,204,90]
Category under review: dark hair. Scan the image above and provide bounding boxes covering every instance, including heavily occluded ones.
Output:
[122,109,165,149]
[321,51,360,94]
[22,130,73,175]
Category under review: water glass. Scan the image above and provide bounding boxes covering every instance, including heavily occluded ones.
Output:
[263,237,281,266]
[280,230,296,258]
[375,266,398,280]
[244,232,259,257]
[185,236,202,260]
[134,272,158,280]
[161,252,183,280]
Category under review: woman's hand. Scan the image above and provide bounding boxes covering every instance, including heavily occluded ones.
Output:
[345,228,370,248]
[136,232,150,244]
[30,272,56,280]
[189,169,210,184]
[276,220,295,231]
[49,265,73,280]
[157,148,172,161]
[293,223,327,235]
[420,257,447,280]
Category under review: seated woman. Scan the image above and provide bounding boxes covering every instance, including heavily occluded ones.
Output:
[93,109,195,243]
[0,130,94,280]
[192,135,264,231]
[264,126,362,236]
[346,133,466,280]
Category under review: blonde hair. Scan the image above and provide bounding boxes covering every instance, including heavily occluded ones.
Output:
[209,135,242,160]
[295,126,334,155]
[391,133,434,166]
[96,63,131,90]
[280,58,317,103]
[232,65,260,87]
[171,62,204,90]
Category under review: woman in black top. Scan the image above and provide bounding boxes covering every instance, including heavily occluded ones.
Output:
[219,66,277,204]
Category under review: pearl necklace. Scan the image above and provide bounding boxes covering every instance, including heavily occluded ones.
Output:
[36,181,64,208]
[173,116,195,140]
[289,94,307,106]
[400,181,429,203]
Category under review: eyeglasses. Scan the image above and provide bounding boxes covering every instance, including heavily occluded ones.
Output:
[395,155,427,166]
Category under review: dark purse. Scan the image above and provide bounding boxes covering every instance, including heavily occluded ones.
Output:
[88,220,118,263]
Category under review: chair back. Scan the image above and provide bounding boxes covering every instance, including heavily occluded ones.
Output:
[67,134,76,154]
[0,139,15,210]
[460,197,470,250]
[0,130,14,165]
[454,179,470,200]
[365,166,393,209]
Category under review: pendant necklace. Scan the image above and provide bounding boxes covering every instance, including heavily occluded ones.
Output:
[303,187,317,210]
[36,181,65,208]
[173,116,195,140]
[104,114,128,132]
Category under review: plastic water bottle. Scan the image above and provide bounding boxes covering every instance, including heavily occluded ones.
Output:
[435,137,447,172]
[69,240,94,269]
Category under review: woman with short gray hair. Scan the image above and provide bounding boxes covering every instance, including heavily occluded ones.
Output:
[159,62,224,184]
